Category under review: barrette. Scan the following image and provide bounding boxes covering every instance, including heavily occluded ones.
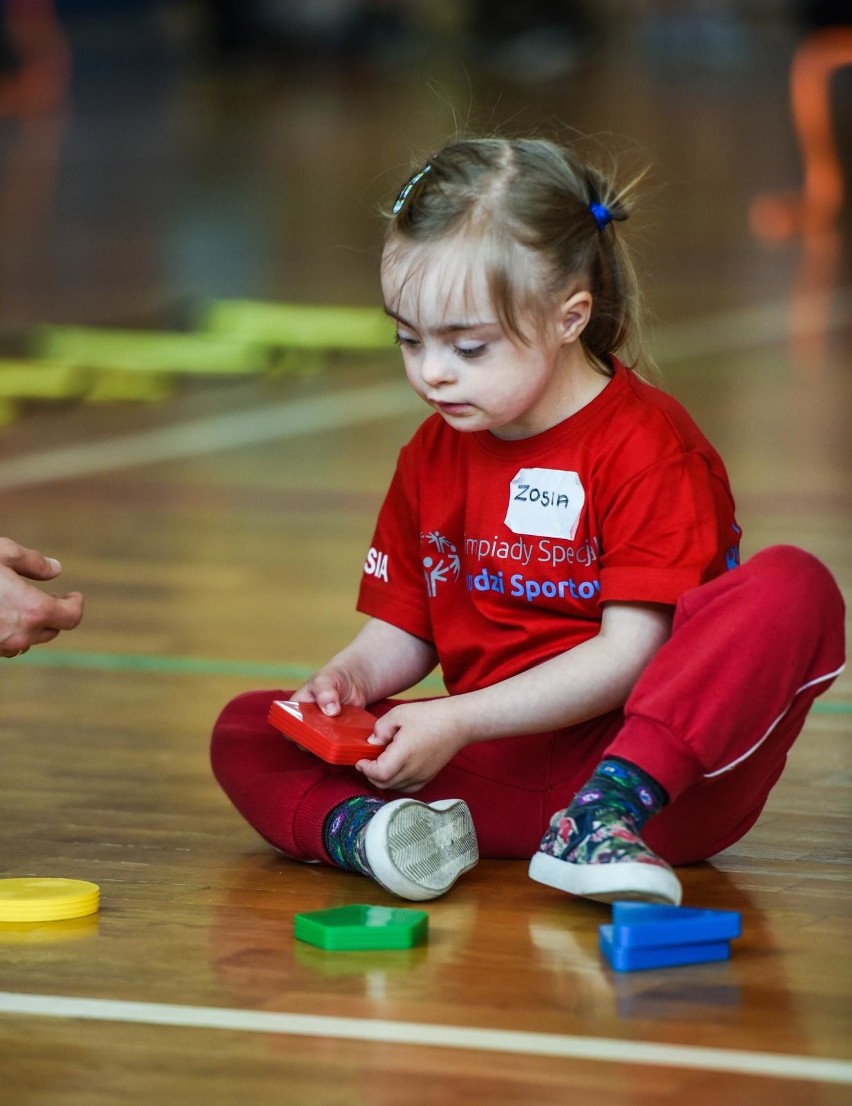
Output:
[393,164,431,215]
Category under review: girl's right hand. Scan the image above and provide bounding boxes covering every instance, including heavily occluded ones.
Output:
[288,618,438,720]
[290,667,368,717]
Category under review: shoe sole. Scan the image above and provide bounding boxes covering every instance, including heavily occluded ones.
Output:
[365,798,479,901]
[528,851,682,906]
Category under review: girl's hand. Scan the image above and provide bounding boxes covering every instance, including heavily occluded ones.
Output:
[355,699,469,793]
[290,667,368,717]
[288,618,439,720]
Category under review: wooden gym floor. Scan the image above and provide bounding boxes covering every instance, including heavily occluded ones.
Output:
[0,7,850,1104]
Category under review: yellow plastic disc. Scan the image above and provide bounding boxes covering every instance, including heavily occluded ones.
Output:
[0,878,100,923]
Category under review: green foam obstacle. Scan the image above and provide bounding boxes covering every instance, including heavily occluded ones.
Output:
[31,326,266,374]
[202,300,392,350]
[0,359,91,398]
[0,359,93,425]
[0,301,396,425]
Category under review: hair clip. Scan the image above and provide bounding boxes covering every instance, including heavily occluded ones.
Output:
[589,200,614,231]
[392,164,431,215]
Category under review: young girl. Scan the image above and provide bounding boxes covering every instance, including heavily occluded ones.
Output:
[211,137,845,906]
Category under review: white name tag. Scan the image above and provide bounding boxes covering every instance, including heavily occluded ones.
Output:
[505,468,585,540]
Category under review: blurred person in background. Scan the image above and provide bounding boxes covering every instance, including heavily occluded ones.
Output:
[201,0,418,65]
[200,0,597,74]
[0,0,69,116]
[467,0,596,79]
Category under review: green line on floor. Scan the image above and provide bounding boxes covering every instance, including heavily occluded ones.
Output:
[11,650,843,708]
[14,649,447,691]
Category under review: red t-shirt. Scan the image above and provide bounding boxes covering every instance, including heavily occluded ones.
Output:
[357,362,740,696]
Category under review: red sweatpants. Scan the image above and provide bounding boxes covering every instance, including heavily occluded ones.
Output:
[210,546,845,867]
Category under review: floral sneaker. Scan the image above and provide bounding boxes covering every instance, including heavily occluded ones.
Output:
[528,807,682,906]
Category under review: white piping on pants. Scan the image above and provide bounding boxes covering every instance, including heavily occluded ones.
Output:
[703,662,846,779]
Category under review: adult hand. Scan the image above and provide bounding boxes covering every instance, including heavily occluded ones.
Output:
[0,537,84,658]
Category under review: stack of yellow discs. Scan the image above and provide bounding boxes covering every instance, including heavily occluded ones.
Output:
[0,878,100,923]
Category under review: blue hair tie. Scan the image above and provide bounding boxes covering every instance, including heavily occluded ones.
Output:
[589,200,613,231]
[392,164,431,215]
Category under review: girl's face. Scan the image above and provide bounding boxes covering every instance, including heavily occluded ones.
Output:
[381,240,595,441]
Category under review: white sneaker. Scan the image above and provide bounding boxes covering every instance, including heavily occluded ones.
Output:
[364,798,479,901]
[528,851,682,906]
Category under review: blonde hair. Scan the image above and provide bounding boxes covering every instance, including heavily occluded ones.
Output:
[384,137,649,374]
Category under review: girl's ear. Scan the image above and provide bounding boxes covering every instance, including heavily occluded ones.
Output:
[558,290,593,345]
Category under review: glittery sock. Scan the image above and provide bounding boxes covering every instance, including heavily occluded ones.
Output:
[322,795,385,875]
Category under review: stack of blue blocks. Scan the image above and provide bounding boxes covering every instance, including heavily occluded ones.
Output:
[600,902,742,971]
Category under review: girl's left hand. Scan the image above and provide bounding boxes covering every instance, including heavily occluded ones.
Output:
[355,699,469,793]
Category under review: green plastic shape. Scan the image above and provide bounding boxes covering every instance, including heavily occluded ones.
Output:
[294,904,428,950]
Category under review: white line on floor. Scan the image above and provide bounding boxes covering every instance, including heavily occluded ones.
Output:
[0,379,419,492]
[0,991,850,1084]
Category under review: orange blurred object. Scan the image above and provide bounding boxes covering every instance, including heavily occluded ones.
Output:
[749,27,852,240]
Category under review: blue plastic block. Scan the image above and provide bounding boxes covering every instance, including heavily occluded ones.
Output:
[609,902,741,948]
[599,925,732,971]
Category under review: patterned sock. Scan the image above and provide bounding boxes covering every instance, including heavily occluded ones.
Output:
[538,757,669,863]
[322,796,385,875]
